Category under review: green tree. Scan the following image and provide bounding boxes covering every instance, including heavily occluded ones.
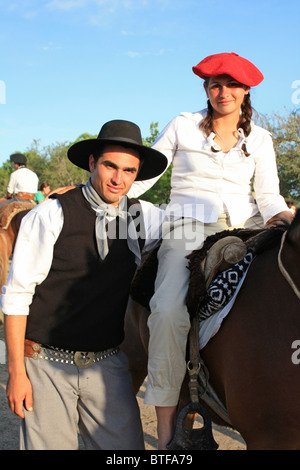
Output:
[25,139,50,185]
[0,155,22,197]
[258,110,300,203]
[141,122,172,204]
[0,166,11,198]
[43,141,89,189]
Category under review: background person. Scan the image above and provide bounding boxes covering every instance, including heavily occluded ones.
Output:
[34,182,51,204]
[4,153,38,204]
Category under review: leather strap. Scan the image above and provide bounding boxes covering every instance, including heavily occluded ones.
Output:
[24,339,41,358]
[16,192,35,200]
[187,316,201,402]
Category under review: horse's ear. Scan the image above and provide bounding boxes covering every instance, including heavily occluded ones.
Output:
[287,209,300,246]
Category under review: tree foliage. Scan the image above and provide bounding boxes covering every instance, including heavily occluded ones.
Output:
[258,110,300,201]
[141,122,172,204]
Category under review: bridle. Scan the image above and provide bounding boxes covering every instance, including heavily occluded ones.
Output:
[278,231,300,301]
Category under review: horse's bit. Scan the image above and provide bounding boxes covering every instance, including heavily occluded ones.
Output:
[278,231,300,301]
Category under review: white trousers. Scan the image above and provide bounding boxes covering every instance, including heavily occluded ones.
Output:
[145,213,264,406]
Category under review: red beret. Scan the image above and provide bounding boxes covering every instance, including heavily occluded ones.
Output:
[192,52,264,87]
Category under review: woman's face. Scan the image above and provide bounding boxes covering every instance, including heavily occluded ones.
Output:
[204,75,250,118]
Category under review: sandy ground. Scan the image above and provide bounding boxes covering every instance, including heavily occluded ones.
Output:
[0,322,245,451]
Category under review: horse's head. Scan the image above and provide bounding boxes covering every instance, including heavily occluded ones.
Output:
[277,208,300,301]
[286,208,300,254]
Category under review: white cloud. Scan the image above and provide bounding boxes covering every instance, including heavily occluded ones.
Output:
[125,51,142,59]
[46,0,88,11]
[121,30,135,36]
[125,48,169,59]
[40,42,63,51]
[46,0,149,12]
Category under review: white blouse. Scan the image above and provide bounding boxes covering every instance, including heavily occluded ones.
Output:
[128,110,288,225]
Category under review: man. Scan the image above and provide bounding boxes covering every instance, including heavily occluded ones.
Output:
[2,120,167,450]
[6,153,38,202]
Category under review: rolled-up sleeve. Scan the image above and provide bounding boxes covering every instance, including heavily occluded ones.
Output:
[1,200,63,316]
[253,131,288,223]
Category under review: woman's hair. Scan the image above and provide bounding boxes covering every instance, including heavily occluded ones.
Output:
[200,78,253,156]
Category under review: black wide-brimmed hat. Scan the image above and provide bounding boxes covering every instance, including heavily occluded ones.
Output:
[10,153,27,165]
[67,120,167,181]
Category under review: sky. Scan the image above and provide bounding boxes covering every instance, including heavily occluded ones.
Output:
[0,0,299,166]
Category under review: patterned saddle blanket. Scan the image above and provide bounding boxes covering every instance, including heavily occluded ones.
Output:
[197,250,254,321]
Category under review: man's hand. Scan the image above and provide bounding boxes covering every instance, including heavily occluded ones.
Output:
[6,372,33,418]
[4,314,32,418]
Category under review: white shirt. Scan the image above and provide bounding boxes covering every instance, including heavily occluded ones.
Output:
[1,196,164,316]
[128,110,288,225]
[7,166,39,194]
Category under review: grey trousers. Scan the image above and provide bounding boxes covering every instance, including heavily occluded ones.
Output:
[20,350,144,450]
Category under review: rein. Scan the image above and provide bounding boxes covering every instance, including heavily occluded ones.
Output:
[278,231,300,301]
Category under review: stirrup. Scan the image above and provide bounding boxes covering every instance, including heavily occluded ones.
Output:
[166,401,218,450]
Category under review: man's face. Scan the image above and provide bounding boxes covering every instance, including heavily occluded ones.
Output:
[89,144,140,206]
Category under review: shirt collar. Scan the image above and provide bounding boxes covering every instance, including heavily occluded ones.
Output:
[208,128,248,153]
[180,109,250,153]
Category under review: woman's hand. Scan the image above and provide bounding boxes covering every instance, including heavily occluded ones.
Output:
[265,210,294,228]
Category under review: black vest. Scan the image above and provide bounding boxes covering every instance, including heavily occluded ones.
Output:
[26,188,145,351]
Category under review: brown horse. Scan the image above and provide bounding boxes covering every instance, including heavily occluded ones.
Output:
[122,209,300,450]
[0,202,34,250]
[0,228,13,290]
[0,187,76,303]
[0,201,34,322]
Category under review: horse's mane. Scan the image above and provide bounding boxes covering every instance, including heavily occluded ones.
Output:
[250,224,289,255]
[186,222,290,263]
[287,208,300,243]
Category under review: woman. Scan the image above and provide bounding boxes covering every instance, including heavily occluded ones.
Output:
[128,52,293,449]
[34,182,50,204]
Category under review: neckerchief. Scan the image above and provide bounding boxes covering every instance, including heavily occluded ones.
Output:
[82,179,141,265]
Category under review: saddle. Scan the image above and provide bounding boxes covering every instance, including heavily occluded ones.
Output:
[0,201,35,229]
[130,227,265,317]
[185,227,265,319]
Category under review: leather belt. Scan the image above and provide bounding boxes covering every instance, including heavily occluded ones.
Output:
[24,339,119,368]
[16,192,35,200]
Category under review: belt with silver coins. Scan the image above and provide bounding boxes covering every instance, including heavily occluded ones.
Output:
[24,339,119,368]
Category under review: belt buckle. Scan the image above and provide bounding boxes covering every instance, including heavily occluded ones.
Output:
[74,351,95,368]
